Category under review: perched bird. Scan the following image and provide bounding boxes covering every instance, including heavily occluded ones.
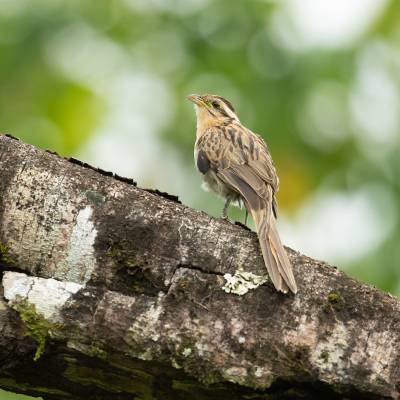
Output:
[187,93,297,294]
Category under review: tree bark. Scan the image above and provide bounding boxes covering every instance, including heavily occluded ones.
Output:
[0,134,399,400]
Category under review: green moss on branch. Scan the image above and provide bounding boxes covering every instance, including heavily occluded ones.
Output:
[0,242,14,266]
[14,300,59,361]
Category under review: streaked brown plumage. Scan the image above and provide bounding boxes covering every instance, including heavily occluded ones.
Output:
[188,93,297,294]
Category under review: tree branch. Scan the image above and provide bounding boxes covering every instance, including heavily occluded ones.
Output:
[0,134,398,399]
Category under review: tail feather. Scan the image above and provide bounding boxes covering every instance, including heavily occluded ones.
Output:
[252,207,297,294]
[216,168,297,293]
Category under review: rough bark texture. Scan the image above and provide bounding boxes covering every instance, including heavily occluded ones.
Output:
[0,134,399,400]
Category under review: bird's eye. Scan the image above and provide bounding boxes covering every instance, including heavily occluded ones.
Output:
[212,101,220,109]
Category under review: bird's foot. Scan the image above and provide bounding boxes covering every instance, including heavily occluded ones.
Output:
[220,215,234,224]
[244,209,249,226]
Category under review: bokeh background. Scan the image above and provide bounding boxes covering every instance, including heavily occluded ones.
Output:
[1,0,400,397]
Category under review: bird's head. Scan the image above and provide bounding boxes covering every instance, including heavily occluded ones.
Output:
[187,94,239,127]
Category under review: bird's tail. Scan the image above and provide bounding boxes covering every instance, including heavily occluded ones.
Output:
[251,205,297,294]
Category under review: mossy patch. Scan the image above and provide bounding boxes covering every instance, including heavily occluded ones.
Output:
[13,300,59,361]
[126,260,137,268]
[106,241,123,259]
[327,292,342,304]
[88,343,108,360]
[327,291,344,308]
[106,240,137,269]
[0,242,14,265]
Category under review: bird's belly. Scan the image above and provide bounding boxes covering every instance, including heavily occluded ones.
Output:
[202,170,241,203]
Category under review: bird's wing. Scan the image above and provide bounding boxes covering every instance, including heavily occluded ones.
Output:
[195,124,278,211]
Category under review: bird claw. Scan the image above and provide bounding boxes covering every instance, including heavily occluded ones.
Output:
[220,215,233,224]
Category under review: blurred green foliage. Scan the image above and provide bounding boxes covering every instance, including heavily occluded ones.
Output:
[1,1,400,397]
[0,390,40,400]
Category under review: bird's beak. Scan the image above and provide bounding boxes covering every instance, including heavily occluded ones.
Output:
[187,94,203,106]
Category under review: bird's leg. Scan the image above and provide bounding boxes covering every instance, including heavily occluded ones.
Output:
[244,209,249,226]
[221,198,231,220]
